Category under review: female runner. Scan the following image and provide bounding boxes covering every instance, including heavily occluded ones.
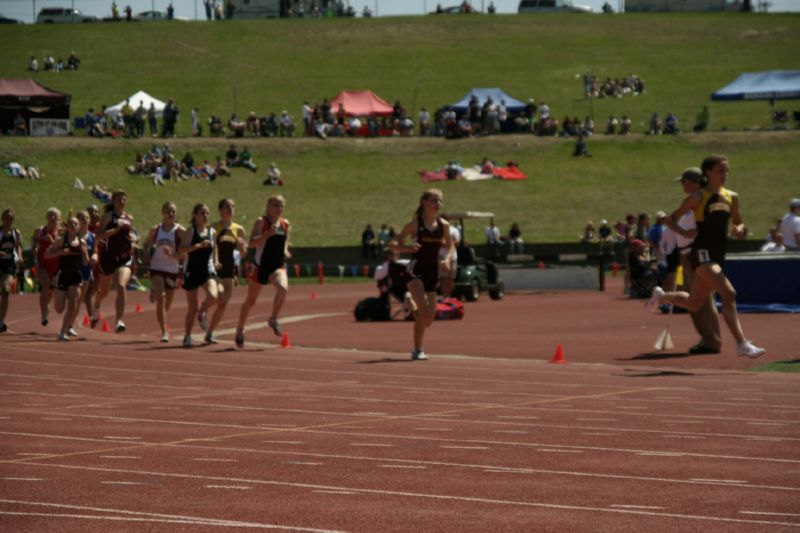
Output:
[649,155,765,358]
[0,208,24,333]
[178,203,221,348]
[235,195,290,349]
[143,202,184,342]
[205,198,247,344]
[45,216,90,341]
[390,189,453,361]
[93,191,137,333]
[31,207,61,326]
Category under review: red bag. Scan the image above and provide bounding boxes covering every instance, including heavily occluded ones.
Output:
[435,297,465,320]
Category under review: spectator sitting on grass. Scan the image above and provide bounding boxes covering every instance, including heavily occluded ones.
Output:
[208,115,224,136]
[238,147,257,172]
[693,106,709,132]
[225,145,238,167]
[279,110,295,137]
[263,162,283,186]
[664,112,680,134]
[214,157,230,178]
[619,115,632,135]
[67,52,80,70]
[574,135,591,157]
[649,112,662,135]
[28,56,38,72]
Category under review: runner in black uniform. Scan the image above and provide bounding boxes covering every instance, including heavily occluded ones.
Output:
[206,198,247,345]
[178,203,221,348]
[235,195,290,349]
[390,189,453,361]
[649,155,765,358]
[0,209,24,333]
[45,217,89,341]
[93,190,137,333]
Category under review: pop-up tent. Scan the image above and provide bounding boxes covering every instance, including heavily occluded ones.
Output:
[329,90,394,117]
[711,70,800,101]
[105,90,166,117]
[0,78,70,133]
[448,88,528,115]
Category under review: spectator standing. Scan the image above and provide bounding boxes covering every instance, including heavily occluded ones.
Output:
[648,211,667,264]
[508,223,524,254]
[134,101,146,138]
[362,224,377,258]
[204,0,212,19]
[694,106,710,132]
[147,103,157,137]
[377,224,393,251]
[191,107,201,137]
[419,107,430,136]
[486,220,502,260]
[162,99,178,138]
[779,198,800,250]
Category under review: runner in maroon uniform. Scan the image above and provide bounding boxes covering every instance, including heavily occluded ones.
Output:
[92,190,137,333]
[31,207,61,326]
[390,189,453,361]
[45,216,89,341]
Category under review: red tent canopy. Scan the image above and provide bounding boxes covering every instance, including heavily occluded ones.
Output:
[329,90,394,117]
[0,78,70,102]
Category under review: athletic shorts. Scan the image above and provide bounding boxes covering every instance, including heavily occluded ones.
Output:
[665,248,680,274]
[689,244,725,270]
[54,270,82,291]
[182,269,215,292]
[407,259,439,293]
[150,269,179,289]
[0,260,15,278]
[252,262,283,285]
[99,253,132,276]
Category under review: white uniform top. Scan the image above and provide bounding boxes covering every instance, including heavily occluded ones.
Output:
[780,212,800,249]
[149,224,180,274]
[439,225,461,261]
[675,211,696,253]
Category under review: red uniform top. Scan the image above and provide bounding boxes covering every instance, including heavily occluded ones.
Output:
[36,225,60,276]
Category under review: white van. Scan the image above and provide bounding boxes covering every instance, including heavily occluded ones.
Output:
[518,0,593,13]
[37,8,98,23]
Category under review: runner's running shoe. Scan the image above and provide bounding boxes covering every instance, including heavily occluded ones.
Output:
[737,340,766,359]
[645,286,665,312]
[182,335,192,348]
[115,320,126,333]
[268,317,282,337]
[411,349,428,361]
[198,310,208,331]
[204,332,218,345]
[235,328,244,349]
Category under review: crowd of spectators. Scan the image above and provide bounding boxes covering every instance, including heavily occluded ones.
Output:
[214,110,296,138]
[125,144,237,185]
[362,223,397,257]
[583,73,645,99]
[27,52,80,73]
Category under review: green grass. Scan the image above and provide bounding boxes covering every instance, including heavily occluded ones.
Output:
[1,14,799,245]
[750,359,800,373]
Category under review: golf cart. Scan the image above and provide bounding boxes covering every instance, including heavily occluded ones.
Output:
[443,211,505,302]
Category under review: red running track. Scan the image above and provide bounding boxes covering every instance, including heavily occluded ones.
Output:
[1,279,798,531]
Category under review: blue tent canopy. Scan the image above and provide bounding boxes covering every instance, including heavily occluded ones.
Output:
[447,88,528,114]
[711,70,800,102]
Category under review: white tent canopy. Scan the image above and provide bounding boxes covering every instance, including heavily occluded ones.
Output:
[105,90,166,117]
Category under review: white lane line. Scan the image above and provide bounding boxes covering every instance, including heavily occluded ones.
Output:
[2,477,43,481]
[746,437,784,442]
[637,452,685,457]
[576,418,616,422]
[262,440,304,445]
[690,478,748,484]
[41,418,73,421]
[313,490,356,495]
[498,416,540,420]
[350,443,394,447]
[0,500,342,531]
[192,458,238,463]
[101,481,146,486]
[580,432,614,436]
[492,430,529,434]
[280,461,323,466]
[16,453,50,457]
[747,422,787,427]
[414,428,451,431]
[103,436,142,440]
[5,468,797,528]
[538,449,583,453]
[611,505,666,510]
[740,511,800,517]
[440,446,489,450]
[483,469,530,474]
[663,435,705,440]
[205,485,252,490]
[99,456,141,460]
[378,465,426,470]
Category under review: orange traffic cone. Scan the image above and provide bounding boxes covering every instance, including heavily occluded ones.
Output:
[101,319,111,333]
[82,313,90,326]
[549,344,568,364]
[311,290,318,300]
[537,261,545,269]
[280,332,292,348]
[135,303,143,313]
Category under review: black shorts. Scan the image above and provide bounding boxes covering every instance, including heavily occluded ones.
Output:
[690,244,725,270]
[182,269,214,291]
[254,262,283,285]
[54,270,82,291]
[407,259,439,293]
[99,252,132,276]
[218,262,236,280]
[665,248,680,274]
[0,260,15,278]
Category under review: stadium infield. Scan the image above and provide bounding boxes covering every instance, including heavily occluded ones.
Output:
[1,278,798,531]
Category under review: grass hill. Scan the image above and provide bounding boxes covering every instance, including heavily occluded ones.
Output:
[1,14,799,245]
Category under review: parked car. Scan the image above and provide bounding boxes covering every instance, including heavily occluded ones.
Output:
[134,10,167,20]
[443,212,505,302]
[518,0,592,13]
[0,14,23,24]
[37,8,98,23]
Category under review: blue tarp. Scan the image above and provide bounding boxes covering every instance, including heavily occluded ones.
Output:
[711,70,800,101]
[447,88,528,114]
[723,253,800,313]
